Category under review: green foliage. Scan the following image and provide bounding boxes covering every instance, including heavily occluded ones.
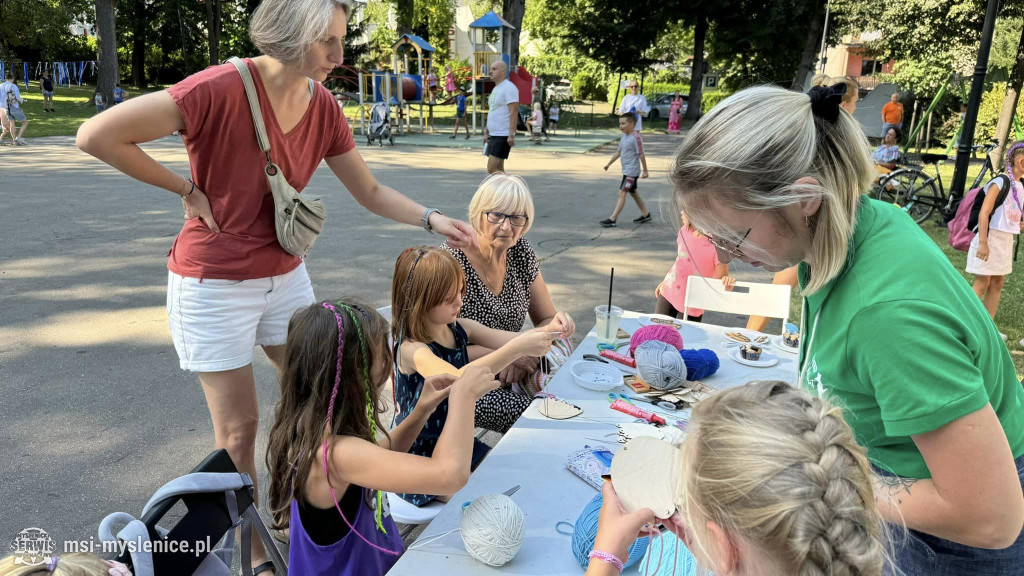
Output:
[573,70,608,101]
[412,0,456,63]
[365,0,398,69]
[700,89,730,112]
[975,82,1024,142]
[0,0,94,61]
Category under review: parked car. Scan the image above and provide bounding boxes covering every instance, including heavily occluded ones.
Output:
[647,92,688,122]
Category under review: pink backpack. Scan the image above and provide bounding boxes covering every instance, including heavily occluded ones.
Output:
[948,175,1012,251]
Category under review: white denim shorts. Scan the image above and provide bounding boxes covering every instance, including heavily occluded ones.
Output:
[166,262,315,372]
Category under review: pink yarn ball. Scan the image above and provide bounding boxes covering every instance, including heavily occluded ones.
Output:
[629,324,684,357]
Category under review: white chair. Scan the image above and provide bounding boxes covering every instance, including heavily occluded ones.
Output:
[683,278,791,332]
[386,493,445,537]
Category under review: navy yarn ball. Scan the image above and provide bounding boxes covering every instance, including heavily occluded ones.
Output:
[679,348,720,380]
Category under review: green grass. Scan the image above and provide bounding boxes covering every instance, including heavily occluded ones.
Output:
[12,83,163,138]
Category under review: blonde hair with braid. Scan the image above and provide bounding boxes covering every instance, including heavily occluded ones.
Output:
[677,381,885,575]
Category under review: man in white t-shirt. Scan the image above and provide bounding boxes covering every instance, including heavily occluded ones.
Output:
[484,60,519,174]
[618,80,648,131]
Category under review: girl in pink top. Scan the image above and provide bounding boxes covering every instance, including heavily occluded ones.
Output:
[656,210,735,320]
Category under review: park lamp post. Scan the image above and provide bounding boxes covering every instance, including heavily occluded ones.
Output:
[950,0,1001,203]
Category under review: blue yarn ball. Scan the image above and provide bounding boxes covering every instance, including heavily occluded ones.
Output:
[572,493,649,569]
[639,532,700,576]
[679,348,720,381]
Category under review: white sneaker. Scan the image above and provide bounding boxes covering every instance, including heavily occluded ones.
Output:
[15,138,27,146]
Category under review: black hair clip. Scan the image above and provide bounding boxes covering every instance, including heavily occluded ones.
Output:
[807,83,847,124]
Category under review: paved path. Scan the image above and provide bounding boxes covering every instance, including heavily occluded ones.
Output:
[0,132,771,550]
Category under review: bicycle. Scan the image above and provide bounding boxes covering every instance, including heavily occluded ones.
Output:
[872,138,1000,224]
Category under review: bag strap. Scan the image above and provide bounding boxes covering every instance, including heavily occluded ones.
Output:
[228,57,272,160]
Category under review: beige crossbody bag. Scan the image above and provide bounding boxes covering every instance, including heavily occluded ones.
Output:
[228,57,326,258]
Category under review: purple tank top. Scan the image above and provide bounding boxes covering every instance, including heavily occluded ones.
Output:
[288,487,404,576]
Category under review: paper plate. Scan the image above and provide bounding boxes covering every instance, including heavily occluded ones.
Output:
[570,361,624,392]
[770,334,799,354]
[728,347,779,367]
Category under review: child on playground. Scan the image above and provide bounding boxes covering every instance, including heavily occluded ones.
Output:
[967,140,1024,328]
[548,101,559,135]
[265,297,501,576]
[601,114,651,227]
[527,102,544,143]
[656,209,735,321]
[450,86,470,139]
[586,380,886,576]
[390,246,572,506]
[444,66,456,96]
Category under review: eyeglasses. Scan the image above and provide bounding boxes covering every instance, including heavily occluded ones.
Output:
[485,211,529,227]
[703,212,763,259]
[705,229,752,258]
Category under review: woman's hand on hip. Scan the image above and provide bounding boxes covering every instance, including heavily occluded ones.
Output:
[182,186,221,233]
[430,213,477,249]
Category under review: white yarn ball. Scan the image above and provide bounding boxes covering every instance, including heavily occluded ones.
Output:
[460,493,525,566]
[635,340,687,390]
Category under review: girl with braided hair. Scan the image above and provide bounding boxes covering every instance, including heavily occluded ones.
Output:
[264,298,500,575]
[967,140,1024,322]
[659,83,1024,574]
[591,380,886,576]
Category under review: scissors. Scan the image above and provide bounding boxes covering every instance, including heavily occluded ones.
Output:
[607,392,635,405]
[609,391,683,412]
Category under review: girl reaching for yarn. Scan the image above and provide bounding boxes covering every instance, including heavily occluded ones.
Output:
[588,380,887,576]
[656,209,736,321]
[392,246,573,506]
[265,298,501,576]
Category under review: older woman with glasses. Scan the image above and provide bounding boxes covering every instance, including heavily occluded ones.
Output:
[442,173,575,432]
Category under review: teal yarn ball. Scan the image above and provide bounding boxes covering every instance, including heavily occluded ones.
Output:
[572,493,649,569]
[639,532,700,576]
[679,348,720,381]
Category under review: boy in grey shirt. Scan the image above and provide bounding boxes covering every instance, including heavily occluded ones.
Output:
[601,114,650,227]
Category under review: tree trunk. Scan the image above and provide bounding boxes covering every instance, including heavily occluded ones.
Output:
[94,0,118,107]
[396,0,413,36]
[992,24,1024,171]
[611,72,623,114]
[131,0,147,88]
[205,0,221,66]
[502,0,525,68]
[684,14,707,120]
[791,0,826,90]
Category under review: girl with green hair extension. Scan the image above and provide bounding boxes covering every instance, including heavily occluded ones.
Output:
[265,297,500,575]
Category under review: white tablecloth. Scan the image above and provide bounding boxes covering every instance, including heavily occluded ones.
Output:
[387,311,797,575]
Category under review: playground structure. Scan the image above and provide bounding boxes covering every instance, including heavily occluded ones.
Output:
[346,12,558,139]
[354,34,434,140]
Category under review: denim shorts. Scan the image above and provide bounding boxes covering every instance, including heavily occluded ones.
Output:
[883,454,1024,575]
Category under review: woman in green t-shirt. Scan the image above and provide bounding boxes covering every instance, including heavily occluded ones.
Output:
[669,83,1024,574]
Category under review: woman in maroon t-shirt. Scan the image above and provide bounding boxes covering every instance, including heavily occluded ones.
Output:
[76,0,474,573]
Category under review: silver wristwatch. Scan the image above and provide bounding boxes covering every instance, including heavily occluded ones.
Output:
[422,208,442,233]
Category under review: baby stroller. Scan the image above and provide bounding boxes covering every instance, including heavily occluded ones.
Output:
[367,102,395,147]
[98,449,287,576]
